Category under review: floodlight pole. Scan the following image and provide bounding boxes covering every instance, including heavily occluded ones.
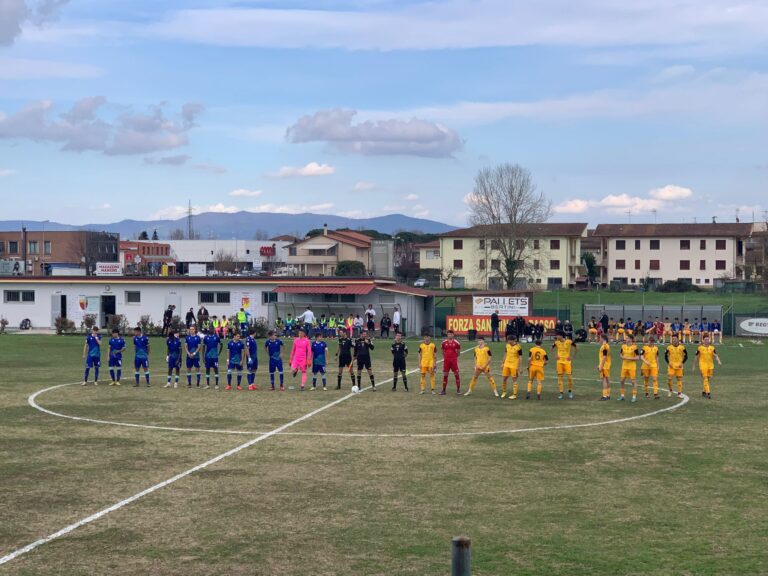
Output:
[451,536,471,576]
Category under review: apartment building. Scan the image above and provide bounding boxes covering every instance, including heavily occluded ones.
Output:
[0,230,118,276]
[436,223,588,289]
[592,223,755,287]
[286,226,373,276]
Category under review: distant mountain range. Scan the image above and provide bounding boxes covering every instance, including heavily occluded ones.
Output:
[0,211,456,239]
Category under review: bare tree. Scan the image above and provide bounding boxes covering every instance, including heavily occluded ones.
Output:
[466,164,551,289]
[168,228,186,240]
[213,250,237,274]
[439,266,457,289]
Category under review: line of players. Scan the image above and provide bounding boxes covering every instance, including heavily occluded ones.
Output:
[587,316,723,344]
[81,325,722,400]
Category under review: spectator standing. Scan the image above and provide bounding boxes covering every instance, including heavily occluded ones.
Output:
[490,310,500,342]
[392,307,402,335]
[364,304,377,332]
[380,313,392,338]
[162,305,175,336]
[185,308,196,329]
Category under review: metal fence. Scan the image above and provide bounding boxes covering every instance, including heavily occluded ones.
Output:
[582,304,724,330]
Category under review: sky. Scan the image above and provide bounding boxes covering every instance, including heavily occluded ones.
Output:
[0,0,767,228]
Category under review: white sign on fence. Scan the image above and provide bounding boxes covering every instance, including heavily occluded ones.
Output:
[737,317,768,337]
[95,262,123,276]
[472,296,530,316]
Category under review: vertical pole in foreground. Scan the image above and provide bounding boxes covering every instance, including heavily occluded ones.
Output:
[452,536,471,576]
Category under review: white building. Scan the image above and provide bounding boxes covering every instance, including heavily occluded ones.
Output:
[165,240,291,274]
[592,223,755,287]
[0,277,434,335]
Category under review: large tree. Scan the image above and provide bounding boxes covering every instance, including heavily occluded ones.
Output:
[466,163,551,289]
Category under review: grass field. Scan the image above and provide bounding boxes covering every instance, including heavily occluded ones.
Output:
[1,334,767,575]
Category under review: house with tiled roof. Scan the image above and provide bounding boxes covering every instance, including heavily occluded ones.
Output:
[285,225,374,276]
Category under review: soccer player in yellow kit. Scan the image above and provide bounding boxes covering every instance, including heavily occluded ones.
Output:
[418,334,437,395]
[526,339,548,400]
[694,334,721,399]
[598,333,612,400]
[464,337,499,397]
[552,331,577,400]
[501,335,522,399]
[640,336,661,399]
[665,334,688,399]
[619,334,639,402]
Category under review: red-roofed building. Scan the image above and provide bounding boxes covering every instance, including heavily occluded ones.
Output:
[285,224,374,276]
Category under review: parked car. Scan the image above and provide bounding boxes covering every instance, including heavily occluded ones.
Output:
[413,278,429,288]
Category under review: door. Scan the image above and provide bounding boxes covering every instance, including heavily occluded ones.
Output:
[101,295,116,328]
[50,294,66,325]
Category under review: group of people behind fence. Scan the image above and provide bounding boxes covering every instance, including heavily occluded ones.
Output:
[274,305,401,339]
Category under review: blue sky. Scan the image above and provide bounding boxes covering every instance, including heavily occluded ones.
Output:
[0,0,766,227]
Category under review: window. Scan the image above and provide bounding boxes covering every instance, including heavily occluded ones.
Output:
[453,240,463,250]
[705,278,710,284]
[4,290,35,303]
[700,240,707,250]
[262,291,278,304]
[616,240,626,250]
[533,259,540,270]
[615,260,626,270]
[630,278,636,284]
[479,259,486,270]
[426,249,440,260]
[479,239,485,250]
[288,247,297,256]
[550,239,560,250]
[550,259,561,270]
[635,260,641,270]
[9,241,18,254]
[514,239,525,250]
[199,292,215,304]
[695,278,701,284]
[680,260,690,270]
[453,259,463,269]
[716,240,726,250]
[649,260,660,270]
[650,240,660,250]
[28,241,39,254]
[44,240,52,255]
[125,291,141,304]
[634,240,641,250]
[536,278,542,284]
[491,259,501,270]
[491,239,502,251]
[700,260,706,271]
[680,240,690,250]
[533,239,540,250]
[716,260,726,270]
[547,278,563,288]
[340,294,356,303]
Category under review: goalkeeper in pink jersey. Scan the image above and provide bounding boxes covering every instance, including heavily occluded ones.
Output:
[290,327,312,391]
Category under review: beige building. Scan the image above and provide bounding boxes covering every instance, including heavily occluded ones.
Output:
[415,240,441,271]
[435,223,588,290]
[592,223,755,288]
[286,227,373,276]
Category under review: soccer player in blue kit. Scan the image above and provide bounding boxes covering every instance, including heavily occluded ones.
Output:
[311,332,328,390]
[184,325,202,388]
[203,329,223,389]
[265,330,285,391]
[165,328,183,388]
[82,326,102,386]
[108,328,126,386]
[246,328,259,391]
[226,331,246,390]
[133,326,151,387]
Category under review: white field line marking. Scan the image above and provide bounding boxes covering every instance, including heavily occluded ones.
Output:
[30,371,688,439]
[2,349,475,566]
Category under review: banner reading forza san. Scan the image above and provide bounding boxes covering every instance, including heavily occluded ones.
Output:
[446,316,556,336]
[472,295,530,316]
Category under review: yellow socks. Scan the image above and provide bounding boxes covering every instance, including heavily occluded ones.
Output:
[420,375,426,391]
[567,376,573,393]
[512,381,518,396]
[653,379,659,395]
[536,382,542,395]
[557,376,564,393]
[430,373,435,390]
[527,381,533,393]
[489,378,497,391]
[469,378,477,392]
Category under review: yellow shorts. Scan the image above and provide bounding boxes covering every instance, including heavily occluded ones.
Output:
[617,329,625,335]
[667,367,683,378]
[589,328,598,334]
[699,366,713,377]
[501,365,519,378]
[621,366,637,379]
[600,366,611,378]
[683,330,691,336]
[529,367,545,381]
[420,363,435,374]
[556,360,572,375]
[475,365,490,374]
[641,366,658,378]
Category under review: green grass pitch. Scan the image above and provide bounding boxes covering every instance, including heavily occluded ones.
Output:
[1,334,766,575]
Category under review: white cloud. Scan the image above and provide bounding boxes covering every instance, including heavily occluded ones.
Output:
[554,186,694,215]
[0,56,102,79]
[287,108,462,158]
[553,199,591,214]
[1,0,71,46]
[229,188,262,197]
[0,98,204,156]
[337,209,366,218]
[353,181,377,191]
[404,193,419,201]
[0,168,16,177]
[248,202,334,214]
[412,204,430,218]
[648,185,694,201]
[269,161,336,178]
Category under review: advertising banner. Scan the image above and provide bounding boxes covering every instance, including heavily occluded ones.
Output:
[95,262,123,276]
[471,295,530,316]
[446,315,556,336]
[735,316,768,337]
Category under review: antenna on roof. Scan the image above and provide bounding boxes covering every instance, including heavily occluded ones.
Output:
[625,209,632,223]
[187,200,194,239]
[735,208,740,223]
[651,209,657,224]
[712,216,717,224]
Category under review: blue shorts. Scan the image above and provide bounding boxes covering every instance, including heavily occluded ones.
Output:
[86,356,101,368]
[108,356,122,368]
[312,364,325,374]
[269,358,283,373]
[134,358,148,370]
[228,361,243,371]
[240,323,248,334]
[186,356,200,369]
[205,357,219,370]
[247,358,258,372]
[168,355,181,369]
